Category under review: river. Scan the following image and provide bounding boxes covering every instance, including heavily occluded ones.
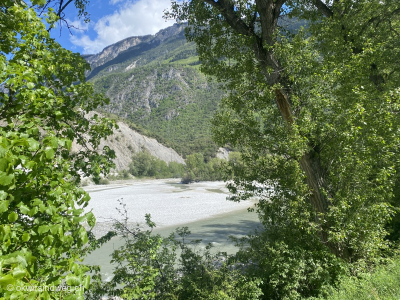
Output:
[83,179,261,279]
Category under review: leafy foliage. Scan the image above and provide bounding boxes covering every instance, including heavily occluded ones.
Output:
[0,2,115,299]
[90,202,263,300]
[315,254,400,300]
[125,148,240,182]
[166,0,400,298]
[182,152,228,183]
[128,149,185,179]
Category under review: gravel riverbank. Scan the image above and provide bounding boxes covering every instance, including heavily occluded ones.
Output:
[83,179,256,237]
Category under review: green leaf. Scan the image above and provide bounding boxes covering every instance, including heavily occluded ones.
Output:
[73,215,86,223]
[42,291,50,300]
[65,274,81,286]
[0,190,8,200]
[49,224,61,234]
[12,268,27,280]
[28,206,38,217]
[44,147,55,159]
[27,82,35,89]
[10,291,24,300]
[0,274,15,286]
[45,205,57,215]
[22,233,30,242]
[38,225,50,234]
[65,294,82,300]
[65,139,72,150]
[26,292,38,300]
[27,138,39,151]
[32,0,46,5]
[8,212,18,222]
[86,212,95,227]
[0,173,14,186]
[44,235,54,246]
[19,204,30,214]
[83,275,90,289]
[80,230,88,244]
[0,200,9,213]
[0,158,9,172]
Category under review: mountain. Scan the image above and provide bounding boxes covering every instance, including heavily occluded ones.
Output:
[86,23,224,158]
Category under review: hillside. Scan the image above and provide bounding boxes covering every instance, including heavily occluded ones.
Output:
[71,116,184,172]
[86,24,224,158]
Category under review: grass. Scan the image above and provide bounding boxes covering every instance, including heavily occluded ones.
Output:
[318,255,400,300]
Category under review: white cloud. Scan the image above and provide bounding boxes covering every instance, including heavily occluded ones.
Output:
[109,0,124,4]
[70,0,176,54]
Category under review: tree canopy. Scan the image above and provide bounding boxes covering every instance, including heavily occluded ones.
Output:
[166,0,400,297]
[0,1,115,299]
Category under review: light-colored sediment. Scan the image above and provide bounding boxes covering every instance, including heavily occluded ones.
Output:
[84,179,255,236]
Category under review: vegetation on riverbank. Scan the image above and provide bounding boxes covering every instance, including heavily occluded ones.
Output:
[317,255,400,300]
[90,149,240,183]
[85,208,400,300]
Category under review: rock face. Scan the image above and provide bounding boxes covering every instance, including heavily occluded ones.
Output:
[72,114,184,171]
[84,23,187,79]
[216,147,230,160]
[100,120,185,171]
[83,35,152,73]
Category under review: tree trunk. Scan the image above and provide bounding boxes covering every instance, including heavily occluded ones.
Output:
[201,0,351,260]
[275,88,351,259]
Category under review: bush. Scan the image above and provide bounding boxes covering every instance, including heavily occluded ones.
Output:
[80,178,93,187]
[98,178,110,185]
[92,201,263,300]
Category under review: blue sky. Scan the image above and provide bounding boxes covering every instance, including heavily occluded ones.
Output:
[50,0,176,55]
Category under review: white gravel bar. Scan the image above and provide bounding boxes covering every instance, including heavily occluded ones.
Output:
[84,179,254,230]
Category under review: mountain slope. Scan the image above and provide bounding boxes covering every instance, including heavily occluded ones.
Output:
[72,116,184,171]
[86,24,224,157]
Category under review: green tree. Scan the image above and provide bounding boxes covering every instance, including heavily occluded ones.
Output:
[184,153,206,182]
[168,161,185,178]
[0,2,115,299]
[167,0,400,297]
[129,149,156,177]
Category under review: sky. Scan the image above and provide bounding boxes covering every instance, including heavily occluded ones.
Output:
[50,0,177,55]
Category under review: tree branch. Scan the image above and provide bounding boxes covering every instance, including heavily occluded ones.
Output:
[203,0,254,36]
[311,0,333,18]
[59,0,74,17]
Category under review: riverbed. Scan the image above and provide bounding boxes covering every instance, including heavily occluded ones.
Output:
[83,179,261,279]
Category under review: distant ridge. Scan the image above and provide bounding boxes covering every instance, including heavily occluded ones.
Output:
[85,24,186,79]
